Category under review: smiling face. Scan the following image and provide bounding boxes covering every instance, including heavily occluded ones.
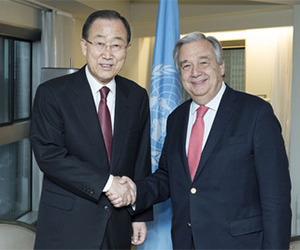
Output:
[179,39,225,105]
[80,18,131,84]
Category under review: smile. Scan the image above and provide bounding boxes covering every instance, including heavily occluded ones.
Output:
[191,79,207,85]
[100,63,113,69]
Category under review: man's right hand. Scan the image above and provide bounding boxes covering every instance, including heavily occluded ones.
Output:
[105,176,136,207]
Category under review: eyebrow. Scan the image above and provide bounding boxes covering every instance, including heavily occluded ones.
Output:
[179,60,189,66]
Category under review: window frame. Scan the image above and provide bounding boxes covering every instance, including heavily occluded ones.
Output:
[0,36,33,127]
[0,21,41,222]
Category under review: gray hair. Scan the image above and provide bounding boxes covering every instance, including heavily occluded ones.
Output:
[173,32,224,72]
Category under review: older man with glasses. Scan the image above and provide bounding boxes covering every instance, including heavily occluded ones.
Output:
[30,10,152,250]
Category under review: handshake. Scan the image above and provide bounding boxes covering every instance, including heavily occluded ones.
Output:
[105,176,136,208]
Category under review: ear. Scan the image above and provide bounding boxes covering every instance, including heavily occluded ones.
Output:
[80,39,87,56]
[220,61,225,77]
[126,43,132,53]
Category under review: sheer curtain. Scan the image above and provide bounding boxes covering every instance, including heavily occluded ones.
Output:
[271,27,293,157]
[41,10,75,68]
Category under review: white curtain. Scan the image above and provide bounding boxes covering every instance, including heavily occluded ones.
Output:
[271,27,293,157]
[42,10,75,68]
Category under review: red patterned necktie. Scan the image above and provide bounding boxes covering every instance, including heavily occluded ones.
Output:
[188,106,209,181]
[98,86,112,164]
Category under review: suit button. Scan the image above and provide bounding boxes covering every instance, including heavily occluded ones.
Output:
[191,188,197,194]
[104,206,109,211]
[188,222,191,227]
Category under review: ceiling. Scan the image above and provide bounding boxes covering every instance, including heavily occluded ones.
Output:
[19,0,300,20]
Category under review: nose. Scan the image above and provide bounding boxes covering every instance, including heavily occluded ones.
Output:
[191,64,203,77]
[101,46,113,58]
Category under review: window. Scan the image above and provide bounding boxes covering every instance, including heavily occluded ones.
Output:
[0,139,31,219]
[221,39,245,92]
[14,40,32,120]
[0,33,34,221]
[0,37,32,125]
[223,48,245,92]
[0,38,10,124]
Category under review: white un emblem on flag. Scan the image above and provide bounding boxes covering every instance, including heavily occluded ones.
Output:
[150,64,182,168]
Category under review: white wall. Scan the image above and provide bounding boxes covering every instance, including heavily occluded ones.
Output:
[0,0,41,29]
[130,3,293,37]
[290,4,300,236]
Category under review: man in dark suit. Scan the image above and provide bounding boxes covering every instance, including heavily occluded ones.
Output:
[109,32,291,249]
[30,10,152,249]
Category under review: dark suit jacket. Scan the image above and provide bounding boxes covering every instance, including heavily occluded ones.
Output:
[135,85,291,249]
[30,66,153,249]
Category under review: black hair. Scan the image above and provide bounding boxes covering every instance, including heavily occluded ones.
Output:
[82,10,131,44]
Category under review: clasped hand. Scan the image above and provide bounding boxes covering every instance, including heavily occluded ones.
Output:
[105,176,136,208]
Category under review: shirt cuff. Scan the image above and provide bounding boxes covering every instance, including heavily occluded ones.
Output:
[103,175,113,192]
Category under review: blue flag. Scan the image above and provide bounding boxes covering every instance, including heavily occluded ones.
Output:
[138,0,181,249]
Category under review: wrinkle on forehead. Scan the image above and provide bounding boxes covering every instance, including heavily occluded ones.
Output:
[93,34,124,42]
[89,19,127,43]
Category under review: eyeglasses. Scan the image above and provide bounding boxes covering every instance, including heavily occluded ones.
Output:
[85,39,127,54]
[180,58,211,72]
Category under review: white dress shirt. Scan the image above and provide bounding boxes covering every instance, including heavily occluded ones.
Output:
[85,66,115,192]
[186,82,226,155]
[85,66,116,133]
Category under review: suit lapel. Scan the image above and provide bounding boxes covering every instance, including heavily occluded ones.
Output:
[177,101,195,184]
[193,86,237,181]
[69,68,108,163]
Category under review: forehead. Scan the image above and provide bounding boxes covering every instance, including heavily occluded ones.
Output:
[179,39,216,62]
[89,18,127,40]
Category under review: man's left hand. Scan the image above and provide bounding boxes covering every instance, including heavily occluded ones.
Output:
[131,222,147,245]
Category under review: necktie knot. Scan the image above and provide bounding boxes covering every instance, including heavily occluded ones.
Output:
[100,86,110,100]
[197,106,209,119]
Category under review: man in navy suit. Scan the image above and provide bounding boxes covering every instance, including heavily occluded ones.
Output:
[30,10,152,249]
[109,32,291,249]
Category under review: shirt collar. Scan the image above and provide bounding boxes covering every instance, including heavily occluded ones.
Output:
[85,65,116,95]
[191,82,226,115]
